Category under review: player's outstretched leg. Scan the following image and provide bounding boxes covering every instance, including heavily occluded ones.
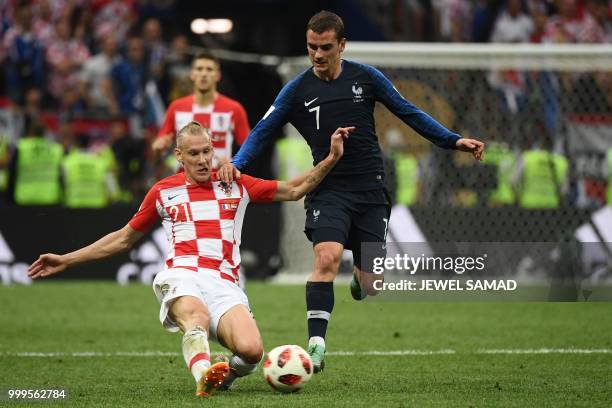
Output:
[216,304,264,390]
[307,242,342,373]
[198,361,230,397]
[170,296,229,397]
[216,354,262,391]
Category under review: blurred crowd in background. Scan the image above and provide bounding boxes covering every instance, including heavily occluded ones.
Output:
[363,0,611,43]
[0,0,610,210]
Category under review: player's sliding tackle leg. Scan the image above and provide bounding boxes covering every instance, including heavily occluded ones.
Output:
[169,296,230,397]
[215,304,265,391]
[306,241,343,373]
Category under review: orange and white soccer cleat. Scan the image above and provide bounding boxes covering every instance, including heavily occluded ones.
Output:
[195,361,230,397]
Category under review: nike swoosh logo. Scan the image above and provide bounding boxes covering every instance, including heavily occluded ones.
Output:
[168,195,178,201]
[304,97,319,107]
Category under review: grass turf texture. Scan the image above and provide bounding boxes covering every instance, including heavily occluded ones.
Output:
[1,282,611,407]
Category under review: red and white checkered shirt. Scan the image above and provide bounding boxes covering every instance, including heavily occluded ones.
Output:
[157,94,250,168]
[129,172,277,284]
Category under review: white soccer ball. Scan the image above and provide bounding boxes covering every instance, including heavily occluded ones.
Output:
[263,344,313,393]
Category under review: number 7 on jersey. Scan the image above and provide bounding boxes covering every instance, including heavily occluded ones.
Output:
[308,106,320,130]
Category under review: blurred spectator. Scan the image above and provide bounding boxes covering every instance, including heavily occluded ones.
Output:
[72,6,94,51]
[433,0,473,41]
[23,87,43,117]
[59,87,86,122]
[142,17,167,81]
[91,0,138,43]
[528,1,550,43]
[470,0,503,42]
[578,0,612,43]
[57,121,76,153]
[8,115,63,205]
[12,87,44,140]
[62,134,113,208]
[0,1,13,35]
[80,35,120,116]
[104,36,149,136]
[46,17,90,105]
[516,136,569,209]
[543,0,582,43]
[108,117,146,201]
[488,0,534,113]
[490,0,534,43]
[32,0,56,48]
[488,0,536,148]
[1,2,45,105]
[165,34,192,101]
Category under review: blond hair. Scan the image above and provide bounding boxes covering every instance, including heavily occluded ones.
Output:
[176,121,210,148]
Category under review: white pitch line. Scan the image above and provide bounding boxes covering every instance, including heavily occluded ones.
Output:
[477,348,612,354]
[329,350,456,356]
[1,349,611,358]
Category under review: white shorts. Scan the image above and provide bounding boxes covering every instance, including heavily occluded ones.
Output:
[152,268,250,342]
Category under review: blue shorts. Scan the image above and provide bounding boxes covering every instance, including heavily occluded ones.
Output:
[304,189,391,271]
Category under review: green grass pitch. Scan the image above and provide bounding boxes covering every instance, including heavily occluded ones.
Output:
[1,281,611,407]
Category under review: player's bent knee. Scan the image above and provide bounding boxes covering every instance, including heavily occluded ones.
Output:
[314,250,341,276]
[234,337,264,364]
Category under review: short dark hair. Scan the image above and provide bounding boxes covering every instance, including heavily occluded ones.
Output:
[192,51,220,68]
[307,10,345,40]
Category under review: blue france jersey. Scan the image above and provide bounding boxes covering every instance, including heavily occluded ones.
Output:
[233,60,461,191]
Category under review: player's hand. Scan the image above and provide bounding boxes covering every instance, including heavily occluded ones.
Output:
[152,135,174,158]
[456,138,485,161]
[329,126,355,160]
[27,254,67,279]
[218,162,241,183]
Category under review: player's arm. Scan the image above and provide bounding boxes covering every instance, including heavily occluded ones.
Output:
[27,225,143,279]
[218,77,300,182]
[367,64,484,160]
[273,126,353,201]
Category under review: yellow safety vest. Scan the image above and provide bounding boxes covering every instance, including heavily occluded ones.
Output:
[0,137,8,191]
[394,153,418,205]
[519,150,568,209]
[63,150,109,208]
[14,137,63,205]
[482,142,516,205]
[276,137,312,180]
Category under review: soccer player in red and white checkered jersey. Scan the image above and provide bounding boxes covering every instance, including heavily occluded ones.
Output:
[28,122,353,398]
[152,52,250,169]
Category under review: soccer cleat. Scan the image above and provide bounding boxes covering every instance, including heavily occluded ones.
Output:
[195,361,230,397]
[350,273,367,301]
[307,344,326,373]
[214,355,237,391]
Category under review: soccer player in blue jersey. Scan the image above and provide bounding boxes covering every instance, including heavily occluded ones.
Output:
[219,10,485,372]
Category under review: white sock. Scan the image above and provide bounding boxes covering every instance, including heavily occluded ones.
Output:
[309,336,326,348]
[229,354,262,378]
[182,326,211,383]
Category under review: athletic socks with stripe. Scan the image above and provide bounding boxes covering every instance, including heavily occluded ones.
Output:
[306,281,334,343]
[182,326,211,383]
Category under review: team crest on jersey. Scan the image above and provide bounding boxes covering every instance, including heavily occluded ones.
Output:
[219,181,232,196]
[352,83,363,103]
